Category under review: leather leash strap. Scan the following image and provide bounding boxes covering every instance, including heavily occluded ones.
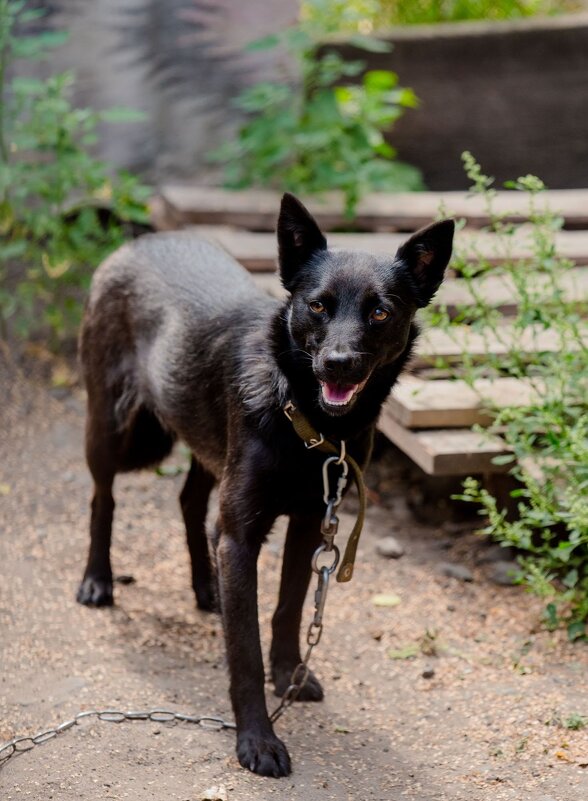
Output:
[284,401,366,583]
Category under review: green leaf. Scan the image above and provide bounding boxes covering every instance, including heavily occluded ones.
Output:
[348,34,392,54]
[491,453,516,465]
[567,621,586,642]
[388,643,419,660]
[364,70,398,91]
[544,603,558,631]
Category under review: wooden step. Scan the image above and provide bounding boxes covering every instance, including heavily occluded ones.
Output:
[181,224,588,273]
[388,376,542,429]
[153,186,588,232]
[414,323,588,366]
[251,262,588,312]
[377,413,510,476]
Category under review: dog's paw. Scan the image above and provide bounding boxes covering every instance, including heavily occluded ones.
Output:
[76,576,113,607]
[272,664,324,702]
[194,584,220,614]
[237,730,291,777]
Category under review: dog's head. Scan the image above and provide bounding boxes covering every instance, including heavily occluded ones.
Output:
[277,193,454,416]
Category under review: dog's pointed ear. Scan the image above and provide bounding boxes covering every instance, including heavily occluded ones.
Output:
[395,219,455,307]
[277,193,327,290]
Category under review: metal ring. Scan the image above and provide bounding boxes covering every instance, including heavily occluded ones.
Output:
[98,711,126,723]
[311,543,340,575]
[148,710,176,723]
[198,716,226,730]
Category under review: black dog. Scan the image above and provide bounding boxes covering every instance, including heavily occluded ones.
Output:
[77,193,454,777]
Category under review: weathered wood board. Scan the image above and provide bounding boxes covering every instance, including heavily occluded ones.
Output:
[414,323,588,366]
[154,186,588,232]
[250,261,588,312]
[178,224,588,273]
[377,413,511,476]
[388,376,542,428]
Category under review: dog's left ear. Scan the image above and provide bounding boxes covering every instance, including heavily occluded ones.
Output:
[395,219,455,307]
[277,193,327,291]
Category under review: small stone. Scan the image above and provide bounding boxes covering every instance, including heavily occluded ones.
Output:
[200,786,228,801]
[49,386,70,400]
[476,544,516,564]
[422,667,435,679]
[376,536,405,559]
[487,560,520,586]
[439,562,473,582]
[114,574,136,585]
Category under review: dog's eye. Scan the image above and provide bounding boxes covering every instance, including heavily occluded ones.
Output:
[370,308,390,323]
[309,301,326,314]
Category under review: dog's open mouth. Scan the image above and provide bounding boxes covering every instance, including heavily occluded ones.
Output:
[319,378,368,409]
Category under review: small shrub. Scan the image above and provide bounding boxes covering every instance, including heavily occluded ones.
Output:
[210,0,423,218]
[0,0,149,342]
[424,153,588,637]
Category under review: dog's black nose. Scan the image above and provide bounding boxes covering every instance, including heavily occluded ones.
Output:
[323,352,355,376]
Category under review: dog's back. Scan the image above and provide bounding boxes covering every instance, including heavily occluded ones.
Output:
[80,232,274,477]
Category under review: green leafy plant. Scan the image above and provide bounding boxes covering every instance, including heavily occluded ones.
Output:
[0,0,150,342]
[376,1,580,26]
[424,153,588,638]
[210,0,423,218]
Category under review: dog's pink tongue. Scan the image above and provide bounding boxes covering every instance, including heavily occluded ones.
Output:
[322,383,357,405]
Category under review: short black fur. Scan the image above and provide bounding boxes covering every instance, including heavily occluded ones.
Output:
[77,195,454,777]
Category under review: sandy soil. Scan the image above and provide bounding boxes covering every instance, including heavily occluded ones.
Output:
[1,367,587,801]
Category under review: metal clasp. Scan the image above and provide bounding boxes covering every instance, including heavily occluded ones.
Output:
[283,400,295,421]
[322,455,349,506]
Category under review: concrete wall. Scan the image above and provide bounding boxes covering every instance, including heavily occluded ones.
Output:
[331,14,588,190]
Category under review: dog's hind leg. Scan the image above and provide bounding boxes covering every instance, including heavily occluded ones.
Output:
[270,513,324,701]
[180,456,217,611]
[77,417,117,607]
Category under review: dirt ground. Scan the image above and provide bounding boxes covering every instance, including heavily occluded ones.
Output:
[1,363,588,801]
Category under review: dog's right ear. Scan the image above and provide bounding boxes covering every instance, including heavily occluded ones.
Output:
[277,193,327,291]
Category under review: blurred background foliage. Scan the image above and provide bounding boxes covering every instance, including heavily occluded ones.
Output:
[0,0,149,343]
[313,0,582,29]
[0,0,584,342]
[210,0,424,217]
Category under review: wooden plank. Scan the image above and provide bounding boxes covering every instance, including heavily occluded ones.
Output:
[155,186,588,232]
[251,261,588,310]
[388,376,542,428]
[377,413,511,476]
[179,225,588,273]
[191,226,588,314]
[413,323,588,366]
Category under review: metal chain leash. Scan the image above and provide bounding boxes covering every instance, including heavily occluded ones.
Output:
[270,447,348,722]
[0,709,235,766]
[0,448,349,767]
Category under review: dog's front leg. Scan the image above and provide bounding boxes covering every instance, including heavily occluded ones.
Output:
[270,513,324,701]
[216,497,290,777]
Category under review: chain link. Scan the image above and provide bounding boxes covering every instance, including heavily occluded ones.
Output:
[1,450,349,766]
[0,708,236,767]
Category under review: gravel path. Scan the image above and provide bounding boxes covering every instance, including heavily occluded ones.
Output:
[1,369,587,801]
